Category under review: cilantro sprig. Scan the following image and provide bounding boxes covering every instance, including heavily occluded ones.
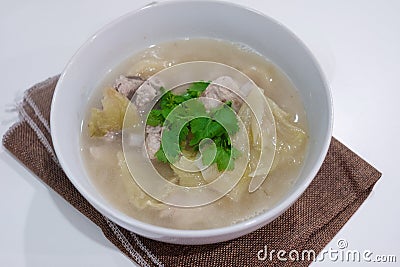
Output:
[146,81,241,171]
[147,82,210,127]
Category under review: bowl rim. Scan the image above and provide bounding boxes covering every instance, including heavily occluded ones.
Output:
[51,0,333,240]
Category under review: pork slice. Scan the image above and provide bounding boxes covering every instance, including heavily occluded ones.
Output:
[134,80,157,108]
[201,76,243,112]
[114,75,144,100]
[145,125,163,159]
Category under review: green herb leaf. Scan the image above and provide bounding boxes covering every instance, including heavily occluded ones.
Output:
[186,81,210,98]
[215,147,231,171]
[160,135,180,163]
[190,117,209,134]
[200,142,217,166]
[189,118,225,147]
[147,81,241,171]
[231,147,241,159]
[212,104,239,135]
[147,109,164,126]
[179,124,189,146]
[155,147,168,163]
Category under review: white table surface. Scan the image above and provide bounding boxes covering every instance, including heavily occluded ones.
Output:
[1,0,398,266]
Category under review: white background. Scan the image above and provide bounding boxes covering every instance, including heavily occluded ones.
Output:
[0,0,398,266]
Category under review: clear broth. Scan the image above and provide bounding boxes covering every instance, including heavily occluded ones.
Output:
[80,38,308,229]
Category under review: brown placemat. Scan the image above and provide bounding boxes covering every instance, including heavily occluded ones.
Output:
[2,76,381,267]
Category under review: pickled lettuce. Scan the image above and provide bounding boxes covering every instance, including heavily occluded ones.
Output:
[88,88,138,137]
[267,98,308,171]
[117,152,163,209]
[227,96,307,200]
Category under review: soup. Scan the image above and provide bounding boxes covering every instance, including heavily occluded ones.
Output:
[80,38,308,230]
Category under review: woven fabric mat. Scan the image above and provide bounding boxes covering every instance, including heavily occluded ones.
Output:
[2,76,381,267]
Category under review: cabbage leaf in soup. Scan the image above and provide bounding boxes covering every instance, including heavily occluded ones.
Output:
[88,88,138,137]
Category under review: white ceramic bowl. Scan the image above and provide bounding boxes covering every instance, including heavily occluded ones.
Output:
[51,0,332,245]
